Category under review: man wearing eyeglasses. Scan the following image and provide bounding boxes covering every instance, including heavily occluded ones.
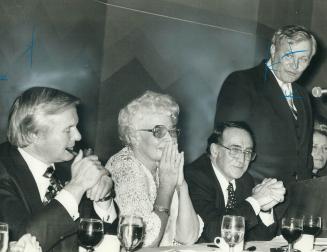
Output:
[185,121,286,242]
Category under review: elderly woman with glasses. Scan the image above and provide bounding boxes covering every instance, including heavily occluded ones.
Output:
[105,91,201,247]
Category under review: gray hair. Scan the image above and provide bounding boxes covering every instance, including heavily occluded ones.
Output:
[314,119,327,138]
[118,90,179,146]
[271,25,317,57]
[7,86,80,147]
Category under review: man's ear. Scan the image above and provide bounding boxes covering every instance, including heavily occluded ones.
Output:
[210,143,219,158]
[25,131,39,145]
[270,44,276,58]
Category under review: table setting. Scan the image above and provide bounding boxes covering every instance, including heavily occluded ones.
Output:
[2,214,327,252]
[92,214,327,252]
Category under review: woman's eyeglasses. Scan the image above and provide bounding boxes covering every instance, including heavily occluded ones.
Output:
[137,125,181,139]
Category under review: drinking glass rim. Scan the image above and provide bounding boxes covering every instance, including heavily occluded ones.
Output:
[282,217,304,221]
[223,215,245,219]
[119,215,144,221]
[302,215,322,219]
[80,218,103,223]
[0,222,8,227]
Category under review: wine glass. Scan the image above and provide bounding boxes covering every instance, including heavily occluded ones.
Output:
[117,215,145,252]
[78,218,104,252]
[221,215,245,252]
[281,217,303,252]
[303,215,322,237]
[0,222,8,252]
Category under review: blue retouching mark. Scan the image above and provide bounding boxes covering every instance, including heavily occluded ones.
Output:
[265,60,282,80]
[281,50,307,59]
[0,75,8,80]
[22,27,36,67]
[281,95,303,99]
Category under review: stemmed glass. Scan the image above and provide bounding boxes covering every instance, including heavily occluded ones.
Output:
[0,222,8,252]
[303,215,322,238]
[281,217,303,252]
[221,215,245,252]
[78,218,104,252]
[117,215,145,252]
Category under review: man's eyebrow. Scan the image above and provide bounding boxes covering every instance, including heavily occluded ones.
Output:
[230,144,253,150]
[229,144,245,148]
[281,50,308,59]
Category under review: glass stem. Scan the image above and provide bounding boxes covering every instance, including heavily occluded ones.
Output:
[288,242,293,252]
[229,245,234,252]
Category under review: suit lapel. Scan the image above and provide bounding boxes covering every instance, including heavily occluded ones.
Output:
[202,155,226,209]
[234,179,243,201]
[292,84,311,145]
[260,64,298,141]
[7,146,44,213]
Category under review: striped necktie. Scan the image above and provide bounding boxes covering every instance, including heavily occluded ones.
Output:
[281,84,298,120]
[43,166,63,205]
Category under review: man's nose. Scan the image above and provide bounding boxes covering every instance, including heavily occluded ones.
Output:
[291,60,299,70]
[315,147,324,155]
[72,128,82,141]
[235,152,246,163]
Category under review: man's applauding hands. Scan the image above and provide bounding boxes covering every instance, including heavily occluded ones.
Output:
[252,178,286,212]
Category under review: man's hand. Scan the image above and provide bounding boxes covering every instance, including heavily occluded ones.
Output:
[86,174,113,201]
[252,178,286,211]
[65,151,107,202]
[70,150,106,190]
[9,234,42,252]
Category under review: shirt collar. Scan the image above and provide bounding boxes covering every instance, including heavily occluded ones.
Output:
[18,147,54,178]
[211,160,236,191]
[266,59,292,88]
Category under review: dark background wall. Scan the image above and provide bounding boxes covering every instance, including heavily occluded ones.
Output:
[0,0,326,164]
[0,0,106,149]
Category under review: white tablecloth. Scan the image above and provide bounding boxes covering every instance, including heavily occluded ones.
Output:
[79,235,120,252]
[137,236,327,252]
[80,235,327,252]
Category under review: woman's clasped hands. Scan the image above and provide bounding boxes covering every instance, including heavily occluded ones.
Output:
[158,141,185,190]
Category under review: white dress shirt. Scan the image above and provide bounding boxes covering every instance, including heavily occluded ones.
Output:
[211,161,274,226]
[266,59,298,115]
[18,148,116,223]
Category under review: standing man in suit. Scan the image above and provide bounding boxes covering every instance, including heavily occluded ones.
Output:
[214,25,316,186]
[0,87,117,251]
[185,121,286,242]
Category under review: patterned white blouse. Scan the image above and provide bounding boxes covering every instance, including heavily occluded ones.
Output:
[105,147,185,246]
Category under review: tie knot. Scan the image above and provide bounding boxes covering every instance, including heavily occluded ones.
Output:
[282,84,292,96]
[227,182,234,192]
[43,166,54,178]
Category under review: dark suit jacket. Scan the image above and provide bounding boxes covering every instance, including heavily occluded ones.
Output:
[214,62,313,185]
[0,142,118,252]
[185,154,277,242]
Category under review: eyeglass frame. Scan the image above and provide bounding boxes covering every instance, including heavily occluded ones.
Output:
[217,143,256,161]
[137,125,181,139]
[312,144,327,154]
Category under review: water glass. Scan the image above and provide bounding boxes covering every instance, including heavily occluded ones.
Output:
[0,222,8,252]
[221,215,245,252]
